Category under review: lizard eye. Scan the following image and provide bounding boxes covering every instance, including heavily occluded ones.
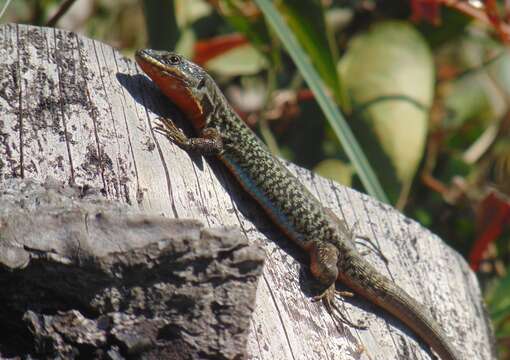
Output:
[168,55,180,65]
[197,77,206,89]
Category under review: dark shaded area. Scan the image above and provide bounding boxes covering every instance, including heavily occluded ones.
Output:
[116,72,180,124]
[116,71,207,170]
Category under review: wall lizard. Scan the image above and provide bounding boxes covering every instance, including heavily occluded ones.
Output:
[135,49,460,360]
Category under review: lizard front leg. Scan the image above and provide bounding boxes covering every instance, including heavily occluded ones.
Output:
[155,117,223,156]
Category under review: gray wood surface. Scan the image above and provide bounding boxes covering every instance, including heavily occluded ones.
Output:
[0,23,496,360]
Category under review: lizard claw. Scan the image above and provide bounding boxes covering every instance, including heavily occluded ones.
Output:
[313,285,367,330]
[153,117,188,144]
[312,287,354,302]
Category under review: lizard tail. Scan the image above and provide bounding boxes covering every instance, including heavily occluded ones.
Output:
[339,255,460,360]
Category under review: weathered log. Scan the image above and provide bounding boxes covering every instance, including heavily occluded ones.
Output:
[0,23,496,359]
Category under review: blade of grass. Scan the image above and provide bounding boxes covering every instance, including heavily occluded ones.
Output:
[0,0,12,20]
[46,0,78,27]
[254,0,388,203]
[279,1,342,103]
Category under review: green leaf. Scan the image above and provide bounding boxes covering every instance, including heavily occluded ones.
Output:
[220,0,276,64]
[487,267,510,324]
[443,41,509,129]
[175,0,212,27]
[488,50,510,97]
[339,21,433,199]
[254,0,388,203]
[278,1,341,103]
[487,267,510,341]
[205,44,268,76]
[313,159,353,186]
[175,27,196,58]
[444,74,492,128]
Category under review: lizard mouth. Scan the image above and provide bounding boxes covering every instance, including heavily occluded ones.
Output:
[135,51,190,85]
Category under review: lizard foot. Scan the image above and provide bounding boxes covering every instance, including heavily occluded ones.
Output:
[312,285,367,330]
[153,117,189,145]
[154,118,223,155]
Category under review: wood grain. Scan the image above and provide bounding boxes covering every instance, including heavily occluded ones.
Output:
[0,23,496,360]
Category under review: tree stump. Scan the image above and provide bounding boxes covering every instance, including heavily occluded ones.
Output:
[0,23,496,359]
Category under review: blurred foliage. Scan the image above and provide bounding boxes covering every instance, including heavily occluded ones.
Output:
[339,21,433,203]
[4,0,510,357]
[2,0,147,51]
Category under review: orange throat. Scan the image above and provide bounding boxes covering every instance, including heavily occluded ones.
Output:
[137,59,207,130]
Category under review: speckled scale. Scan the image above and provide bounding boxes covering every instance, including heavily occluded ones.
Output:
[206,103,336,249]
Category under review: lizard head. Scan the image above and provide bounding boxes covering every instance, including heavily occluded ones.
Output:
[135,49,214,131]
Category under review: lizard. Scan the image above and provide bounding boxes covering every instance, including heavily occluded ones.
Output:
[135,49,461,360]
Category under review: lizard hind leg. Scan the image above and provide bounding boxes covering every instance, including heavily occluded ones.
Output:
[308,241,367,330]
